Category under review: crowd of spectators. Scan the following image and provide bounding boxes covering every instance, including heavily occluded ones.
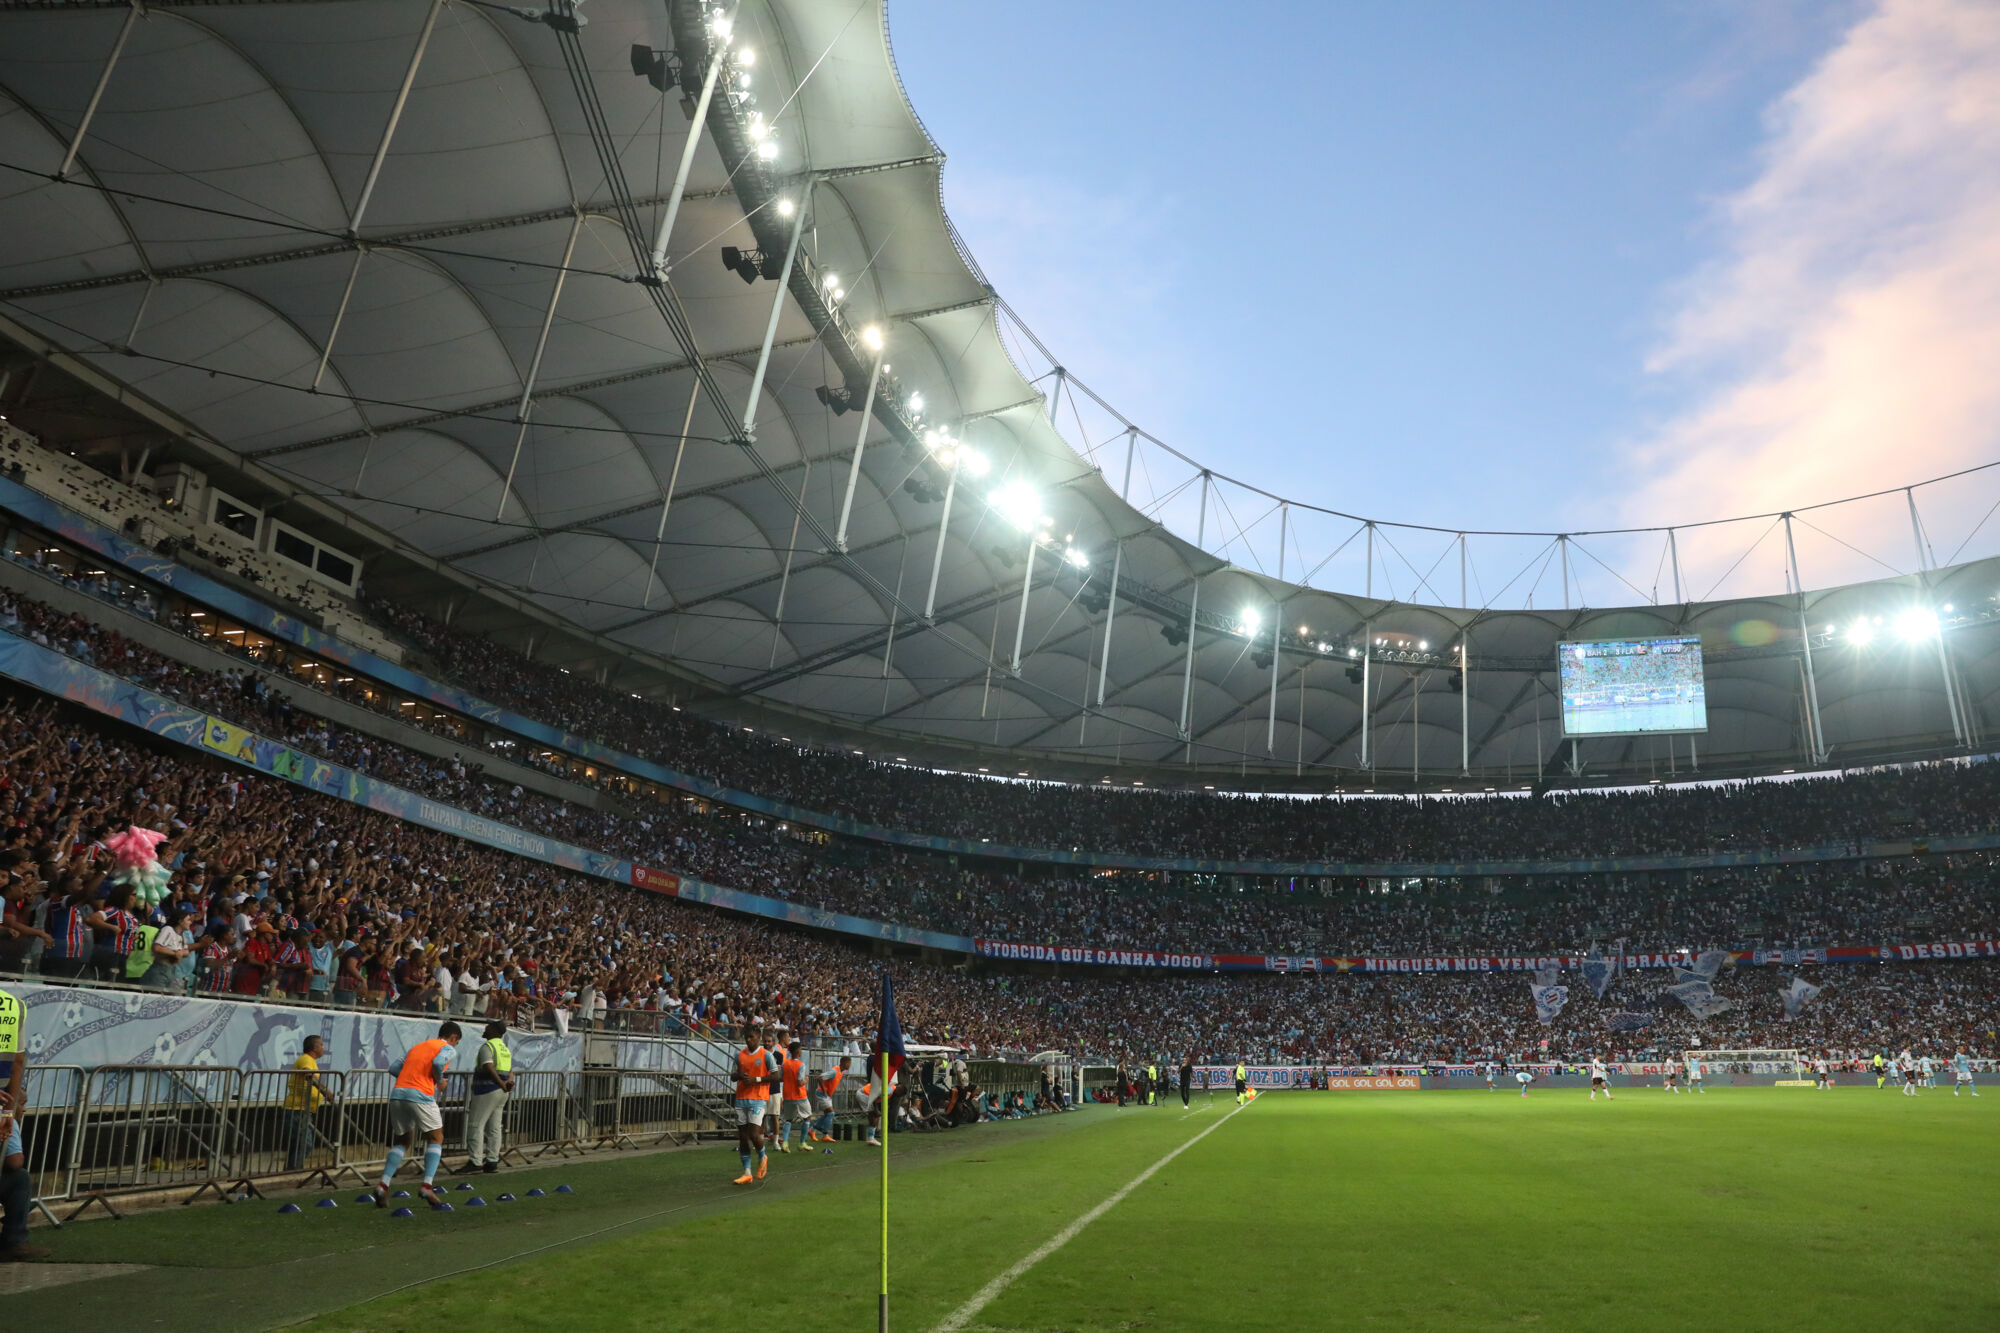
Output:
[11,576,2000,960]
[364,593,2000,865]
[0,691,1994,1066]
[6,581,2000,967]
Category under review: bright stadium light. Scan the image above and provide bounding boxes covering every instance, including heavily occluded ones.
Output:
[1241,609,1262,636]
[1064,546,1089,568]
[1847,619,1876,645]
[757,139,779,162]
[862,324,883,351]
[1896,608,1939,641]
[908,392,924,414]
[737,46,755,66]
[990,481,1042,531]
[961,448,990,477]
[775,197,794,218]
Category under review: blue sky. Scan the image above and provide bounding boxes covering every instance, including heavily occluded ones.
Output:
[887,1,2000,592]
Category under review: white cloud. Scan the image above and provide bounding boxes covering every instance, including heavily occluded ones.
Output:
[1631,0,2000,594]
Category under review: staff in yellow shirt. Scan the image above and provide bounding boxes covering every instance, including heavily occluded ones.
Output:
[284,1035,329,1172]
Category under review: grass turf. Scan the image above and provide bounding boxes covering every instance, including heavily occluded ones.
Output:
[14,1087,1996,1330]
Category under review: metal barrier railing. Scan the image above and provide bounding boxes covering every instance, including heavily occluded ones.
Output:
[232,1068,360,1190]
[69,1066,250,1219]
[18,1064,84,1225]
[7,1053,1063,1229]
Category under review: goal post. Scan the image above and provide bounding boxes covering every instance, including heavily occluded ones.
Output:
[1688,1048,1803,1079]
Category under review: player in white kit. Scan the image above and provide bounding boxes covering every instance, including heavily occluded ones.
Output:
[1588,1057,1613,1101]
[1897,1048,1918,1095]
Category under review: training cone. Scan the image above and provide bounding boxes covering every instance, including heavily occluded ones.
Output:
[526,1188,546,1198]
[277,1203,303,1214]
[456,1182,475,1192]
[497,1193,516,1202]
[392,1190,412,1199]
[354,1193,374,1204]
[468,1197,488,1207]
[555,1184,574,1194]
[391,1207,414,1218]
[316,1198,339,1209]
[432,1201,454,1213]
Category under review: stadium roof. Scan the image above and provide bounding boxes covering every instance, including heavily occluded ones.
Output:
[1,0,1996,789]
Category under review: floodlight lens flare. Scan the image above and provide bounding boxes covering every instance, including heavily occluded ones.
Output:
[775,198,794,217]
[1895,609,1938,641]
[862,324,883,351]
[990,482,1041,532]
[1847,620,1876,645]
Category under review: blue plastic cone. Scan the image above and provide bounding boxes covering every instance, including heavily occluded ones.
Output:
[316,1198,339,1209]
[467,1197,488,1207]
[555,1184,574,1194]
[456,1182,475,1192]
[353,1193,375,1204]
[497,1193,516,1202]
[391,1207,414,1218]
[277,1203,303,1214]
[431,1201,454,1213]
[526,1188,546,1198]
[392,1190,412,1199]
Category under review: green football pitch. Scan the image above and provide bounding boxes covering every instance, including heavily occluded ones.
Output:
[13,1087,1996,1330]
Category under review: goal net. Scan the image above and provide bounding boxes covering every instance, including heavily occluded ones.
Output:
[1688,1048,1801,1076]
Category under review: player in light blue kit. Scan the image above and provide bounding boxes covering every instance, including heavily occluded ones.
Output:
[1684,1052,1705,1093]
[1951,1048,1980,1097]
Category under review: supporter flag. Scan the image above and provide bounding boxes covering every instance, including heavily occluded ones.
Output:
[1603,1011,1653,1032]
[1533,964,1561,989]
[1781,974,1822,1021]
[1692,950,1729,981]
[1664,978,1712,1002]
[1581,950,1616,1000]
[1684,994,1734,1020]
[1530,983,1569,1023]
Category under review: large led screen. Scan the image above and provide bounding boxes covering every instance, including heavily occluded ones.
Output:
[1557,636,1707,737]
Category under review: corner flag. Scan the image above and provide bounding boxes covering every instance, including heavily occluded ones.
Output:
[875,972,907,1333]
[872,972,908,1083]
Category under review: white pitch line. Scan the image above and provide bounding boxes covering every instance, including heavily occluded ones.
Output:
[933,1098,1250,1331]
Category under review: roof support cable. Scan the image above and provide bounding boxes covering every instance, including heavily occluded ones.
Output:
[350,0,447,236]
[644,2,736,280]
[56,0,140,181]
[496,209,585,521]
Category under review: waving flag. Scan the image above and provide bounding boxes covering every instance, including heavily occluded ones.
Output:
[1581,951,1617,1000]
[1531,983,1570,1024]
[1683,994,1734,1020]
[871,972,908,1084]
[1692,950,1729,981]
[1781,975,1822,1021]
[1603,1011,1653,1032]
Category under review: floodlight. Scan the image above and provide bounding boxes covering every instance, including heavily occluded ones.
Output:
[1240,609,1261,636]
[1064,547,1089,568]
[737,46,755,66]
[823,272,840,292]
[908,392,924,414]
[775,197,794,218]
[1847,619,1876,645]
[1895,608,1939,641]
[757,140,779,162]
[862,324,884,351]
[960,449,991,477]
[748,114,768,141]
[990,481,1042,532]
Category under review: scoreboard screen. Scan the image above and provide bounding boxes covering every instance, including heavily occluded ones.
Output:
[1557,636,1707,737]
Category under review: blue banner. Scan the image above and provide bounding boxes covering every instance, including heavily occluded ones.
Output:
[8,981,578,1082]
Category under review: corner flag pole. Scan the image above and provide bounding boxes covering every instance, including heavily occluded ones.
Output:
[888,1040,896,1320]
